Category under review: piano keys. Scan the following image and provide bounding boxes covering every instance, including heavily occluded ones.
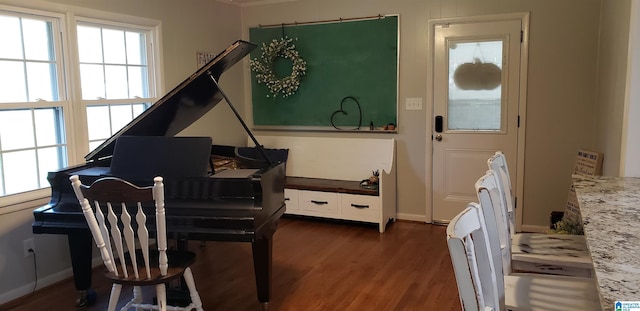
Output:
[32,40,285,310]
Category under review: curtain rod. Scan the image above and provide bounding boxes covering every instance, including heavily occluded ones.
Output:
[258,14,385,28]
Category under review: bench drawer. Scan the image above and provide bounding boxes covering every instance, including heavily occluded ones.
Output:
[300,190,339,214]
[284,188,300,212]
[340,193,380,221]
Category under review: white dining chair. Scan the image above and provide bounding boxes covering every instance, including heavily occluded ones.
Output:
[446,202,601,311]
[486,151,593,277]
[70,175,204,311]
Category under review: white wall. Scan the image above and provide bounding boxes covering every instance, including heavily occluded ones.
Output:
[621,0,640,177]
[241,0,604,229]
[0,0,245,304]
[0,199,73,304]
[595,0,632,176]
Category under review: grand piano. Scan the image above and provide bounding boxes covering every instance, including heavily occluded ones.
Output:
[32,40,285,309]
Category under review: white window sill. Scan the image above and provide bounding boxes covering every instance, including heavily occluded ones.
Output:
[0,188,51,215]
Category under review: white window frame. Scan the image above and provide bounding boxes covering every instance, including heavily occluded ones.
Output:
[0,4,163,209]
[71,16,162,154]
[0,6,71,207]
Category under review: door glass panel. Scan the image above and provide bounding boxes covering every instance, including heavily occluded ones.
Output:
[447,40,503,131]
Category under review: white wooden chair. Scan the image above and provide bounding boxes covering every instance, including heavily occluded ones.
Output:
[486,151,593,277]
[70,175,204,311]
[446,202,601,311]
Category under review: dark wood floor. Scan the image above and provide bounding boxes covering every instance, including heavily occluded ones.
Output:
[1,217,461,311]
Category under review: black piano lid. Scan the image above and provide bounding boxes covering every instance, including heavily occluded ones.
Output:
[85,40,257,162]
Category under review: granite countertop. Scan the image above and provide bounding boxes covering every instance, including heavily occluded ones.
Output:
[572,175,640,311]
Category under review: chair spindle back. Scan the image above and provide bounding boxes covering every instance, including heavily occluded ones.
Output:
[487,151,516,235]
[70,175,165,280]
[446,202,505,311]
[475,170,513,276]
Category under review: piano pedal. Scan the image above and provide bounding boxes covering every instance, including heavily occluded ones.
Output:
[200,240,207,248]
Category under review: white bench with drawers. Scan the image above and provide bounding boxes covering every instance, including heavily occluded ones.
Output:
[253,135,397,233]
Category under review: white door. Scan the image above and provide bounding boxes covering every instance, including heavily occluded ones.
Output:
[432,18,524,223]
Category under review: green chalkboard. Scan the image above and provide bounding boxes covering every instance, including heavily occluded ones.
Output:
[249,16,398,129]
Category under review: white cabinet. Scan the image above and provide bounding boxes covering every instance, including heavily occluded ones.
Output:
[340,193,380,223]
[255,135,397,233]
[284,188,389,232]
[284,188,299,212]
[300,190,339,214]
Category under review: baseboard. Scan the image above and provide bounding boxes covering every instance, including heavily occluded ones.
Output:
[521,224,549,233]
[396,213,428,223]
[0,267,73,305]
[0,257,103,305]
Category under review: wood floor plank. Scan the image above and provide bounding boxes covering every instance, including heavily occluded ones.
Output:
[1,217,461,311]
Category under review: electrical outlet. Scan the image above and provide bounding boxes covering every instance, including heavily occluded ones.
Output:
[23,238,34,257]
[405,98,423,110]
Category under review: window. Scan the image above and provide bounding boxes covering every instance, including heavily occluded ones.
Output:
[0,10,67,196]
[0,6,160,202]
[447,40,503,131]
[76,20,156,150]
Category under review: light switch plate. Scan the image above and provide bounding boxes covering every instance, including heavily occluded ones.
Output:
[405,98,423,110]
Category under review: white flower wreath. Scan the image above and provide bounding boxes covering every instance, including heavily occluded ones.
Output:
[250,37,307,98]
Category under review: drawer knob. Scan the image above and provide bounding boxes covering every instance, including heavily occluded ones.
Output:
[311,200,329,205]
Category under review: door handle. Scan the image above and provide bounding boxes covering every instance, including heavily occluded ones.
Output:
[434,116,443,142]
[435,116,443,133]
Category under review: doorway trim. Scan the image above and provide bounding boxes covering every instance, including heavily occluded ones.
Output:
[425,12,529,232]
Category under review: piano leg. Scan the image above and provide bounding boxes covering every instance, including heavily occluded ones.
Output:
[68,231,96,308]
[251,235,272,311]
